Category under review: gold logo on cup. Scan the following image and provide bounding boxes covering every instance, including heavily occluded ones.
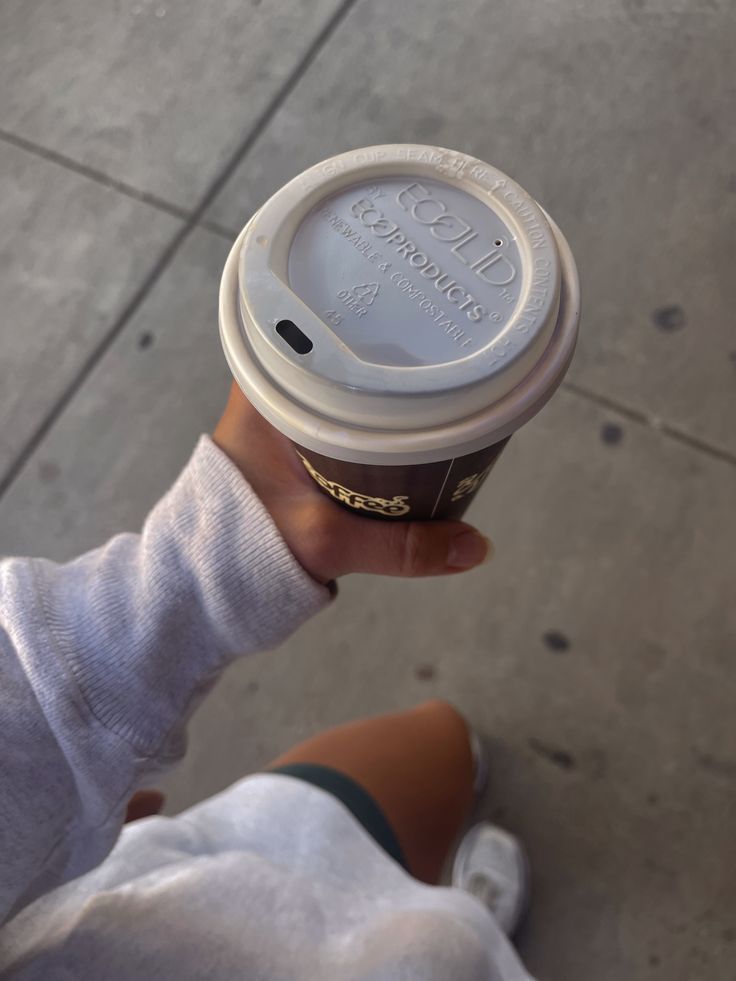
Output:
[297,453,410,517]
[451,463,495,502]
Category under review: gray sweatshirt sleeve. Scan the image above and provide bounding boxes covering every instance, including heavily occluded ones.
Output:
[0,435,332,924]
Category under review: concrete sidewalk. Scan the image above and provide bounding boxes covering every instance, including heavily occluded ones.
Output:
[1,1,734,977]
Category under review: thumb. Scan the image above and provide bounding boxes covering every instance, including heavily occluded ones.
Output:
[331,514,494,578]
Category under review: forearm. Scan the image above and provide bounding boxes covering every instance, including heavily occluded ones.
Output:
[0,436,331,922]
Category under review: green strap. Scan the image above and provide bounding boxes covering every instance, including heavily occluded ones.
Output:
[268,763,408,871]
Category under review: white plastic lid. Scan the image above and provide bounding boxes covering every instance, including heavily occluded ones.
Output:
[220,145,580,465]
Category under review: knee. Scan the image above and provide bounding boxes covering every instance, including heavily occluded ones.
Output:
[415,699,471,741]
[416,697,464,720]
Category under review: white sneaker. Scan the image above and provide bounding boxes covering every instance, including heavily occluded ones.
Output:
[451,823,530,936]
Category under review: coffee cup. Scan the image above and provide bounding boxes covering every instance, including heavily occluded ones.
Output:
[219,145,580,520]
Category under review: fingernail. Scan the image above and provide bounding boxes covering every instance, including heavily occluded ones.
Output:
[447,532,494,570]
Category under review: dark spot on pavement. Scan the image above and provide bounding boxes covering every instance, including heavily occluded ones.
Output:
[693,749,736,780]
[601,422,624,445]
[646,792,660,806]
[727,174,736,194]
[723,927,735,943]
[246,681,259,695]
[415,664,436,681]
[729,351,736,366]
[138,331,154,349]
[529,737,576,771]
[543,630,570,653]
[38,461,60,483]
[652,305,685,332]
[649,954,660,968]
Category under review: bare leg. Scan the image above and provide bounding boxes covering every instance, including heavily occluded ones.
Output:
[266,700,475,884]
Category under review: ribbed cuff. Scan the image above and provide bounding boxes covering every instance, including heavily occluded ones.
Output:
[183,435,333,654]
[33,436,333,753]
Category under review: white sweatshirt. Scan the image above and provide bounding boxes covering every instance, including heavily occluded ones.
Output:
[0,436,532,980]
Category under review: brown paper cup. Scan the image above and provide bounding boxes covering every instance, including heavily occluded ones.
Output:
[292,438,510,521]
[219,145,580,521]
